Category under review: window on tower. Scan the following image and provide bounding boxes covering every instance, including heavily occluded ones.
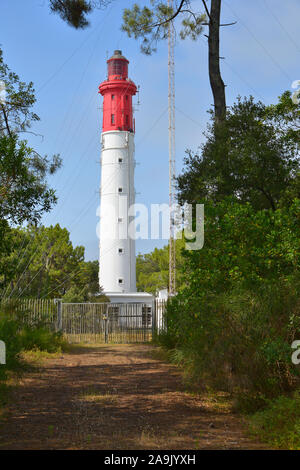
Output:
[126,95,128,101]
[118,278,124,285]
[111,114,115,124]
[112,94,115,100]
[118,187,123,193]
[126,115,129,125]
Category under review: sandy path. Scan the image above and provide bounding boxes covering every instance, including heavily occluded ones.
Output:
[0,344,266,450]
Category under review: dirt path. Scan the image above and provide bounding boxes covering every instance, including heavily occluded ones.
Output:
[0,344,266,450]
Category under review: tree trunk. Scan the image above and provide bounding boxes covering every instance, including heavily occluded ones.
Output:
[208,0,226,123]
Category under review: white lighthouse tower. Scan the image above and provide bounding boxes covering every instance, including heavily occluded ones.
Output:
[98,50,152,305]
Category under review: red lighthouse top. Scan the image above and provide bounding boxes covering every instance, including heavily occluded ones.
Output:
[99,50,137,133]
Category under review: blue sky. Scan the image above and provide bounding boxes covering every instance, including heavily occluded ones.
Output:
[1,0,299,260]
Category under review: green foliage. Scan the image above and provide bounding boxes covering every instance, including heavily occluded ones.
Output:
[0,135,60,224]
[136,247,168,294]
[47,0,206,52]
[62,286,86,303]
[182,198,300,295]
[122,1,206,54]
[249,392,300,449]
[122,1,172,54]
[49,0,92,29]
[155,93,300,439]
[1,224,101,299]
[0,317,22,380]
[136,238,185,294]
[163,277,300,398]
[180,13,206,41]
[174,200,299,394]
[71,260,101,300]
[145,92,300,413]
[0,48,39,135]
[177,94,300,210]
[156,200,300,401]
[0,47,61,229]
[19,326,65,353]
[0,311,66,384]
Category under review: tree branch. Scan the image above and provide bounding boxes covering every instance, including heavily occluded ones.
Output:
[201,0,211,21]
[1,104,12,137]
[220,21,237,26]
[257,186,276,211]
[151,0,186,28]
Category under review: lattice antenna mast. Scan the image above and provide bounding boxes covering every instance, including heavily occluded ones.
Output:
[168,0,176,296]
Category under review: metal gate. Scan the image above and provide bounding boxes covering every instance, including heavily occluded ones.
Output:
[60,302,153,344]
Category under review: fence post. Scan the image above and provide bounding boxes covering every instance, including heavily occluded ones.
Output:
[164,300,167,331]
[103,313,108,343]
[0,340,6,365]
[54,299,62,332]
[152,299,156,338]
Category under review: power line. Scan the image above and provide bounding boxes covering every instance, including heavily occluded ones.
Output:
[263,0,300,55]
[41,235,122,300]
[2,230,34,299]
[222,59,265,100]
[5,30,171,299]
[135,107,168,147]
[16,264,45,300]
[37,5,115,93]
[3,23,110,286]
[4,32,138,291]
[41,268,82,299]
[6,101,169,299]
[15,192,98,299]
[224,0,293,82]
[175,106,204,129]
[7,228,44,299]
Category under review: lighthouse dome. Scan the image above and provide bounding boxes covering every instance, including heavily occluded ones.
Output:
[109,50,128,61]
[107,50,129,79]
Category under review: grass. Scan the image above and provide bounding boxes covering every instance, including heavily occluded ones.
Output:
[149,345,233,412]
[0,381,12,413]
[78,386,118,405]
[138,429,159,448]
[148,345,172,362]
[20,349,63,366]
[66,332,152,345]
[19,326,68,353]
[0,315,69,428]
[153,333,300,449]
[248,391,300,449]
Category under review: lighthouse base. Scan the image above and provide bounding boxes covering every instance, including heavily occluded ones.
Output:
[103,291,154,305]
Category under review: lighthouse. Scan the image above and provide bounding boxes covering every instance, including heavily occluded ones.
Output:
[98,50,153,305]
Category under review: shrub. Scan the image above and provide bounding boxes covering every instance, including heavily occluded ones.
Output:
[0,316,22,380]
[156,199,300,406]
[19,325,65,353]
[0,312,66,384]
[249,392,300,449]
[159,279,300,400]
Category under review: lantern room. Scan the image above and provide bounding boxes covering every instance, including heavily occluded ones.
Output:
[99,50,137,133]
[107,50,128,80]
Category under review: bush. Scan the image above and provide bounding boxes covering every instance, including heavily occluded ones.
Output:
[0,316,22,380]
[249,392,300,449]
[158,279,300,401]
[156,199,300,408]
[0,313,66,384]
[19,325,65,353]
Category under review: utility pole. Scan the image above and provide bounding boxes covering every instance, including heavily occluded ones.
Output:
[168,0,176,296]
